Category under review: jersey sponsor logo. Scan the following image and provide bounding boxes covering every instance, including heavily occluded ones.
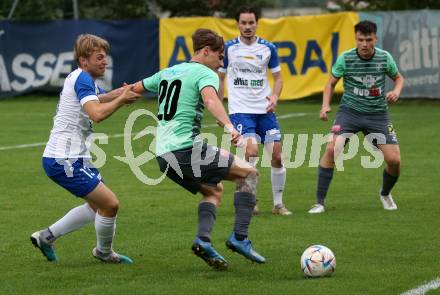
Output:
[369,88,380,96]
[233,77,264,88]
[352,75,382,97]
[232,67,263,74]
[239,55,255,60]
[234,77,248,86]
[353,87,382,97]
[353,75,381,88]
[250,79,264,87]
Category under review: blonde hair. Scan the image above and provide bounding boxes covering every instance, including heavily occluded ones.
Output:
[74,34,109,66]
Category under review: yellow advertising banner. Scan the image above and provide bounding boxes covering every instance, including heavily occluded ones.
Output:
[160,12,358,100]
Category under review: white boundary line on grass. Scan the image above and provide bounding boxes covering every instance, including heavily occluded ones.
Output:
[0,112,309,151]
[400,278,440,295]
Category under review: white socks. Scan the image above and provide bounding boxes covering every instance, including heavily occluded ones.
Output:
[95,213,116,254]
[45,203,117,255]
[271,166,286,206]
[49,203,96,238]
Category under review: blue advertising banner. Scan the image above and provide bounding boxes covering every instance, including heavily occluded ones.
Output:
[0,19,158,99]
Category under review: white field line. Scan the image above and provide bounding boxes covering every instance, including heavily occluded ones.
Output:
[400,278,440,295]
[0,134,126,151]
[0,112,309,152]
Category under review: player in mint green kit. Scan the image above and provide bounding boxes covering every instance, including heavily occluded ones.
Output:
[132,28,266,270]
[308,20,405,214]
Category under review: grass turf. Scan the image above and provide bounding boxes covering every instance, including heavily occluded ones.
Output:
[0,96,439,294]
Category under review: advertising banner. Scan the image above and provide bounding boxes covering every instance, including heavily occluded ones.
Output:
[0,19,158,99]
[360,10,440,98]
[160,12,358,99]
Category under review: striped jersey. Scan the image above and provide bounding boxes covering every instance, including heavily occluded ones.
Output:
[142,62,218,156]
[332,47,399,113]
[219,37,281,114]
[43,68,103,159]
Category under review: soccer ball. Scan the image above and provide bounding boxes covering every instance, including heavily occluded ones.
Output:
[300,245,336,277]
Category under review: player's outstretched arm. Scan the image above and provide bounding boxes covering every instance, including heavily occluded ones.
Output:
[98,83,130,103]
[386,73,404,103]
[320,76,339,121]
[83,84,140,123]
[132,81,147,94]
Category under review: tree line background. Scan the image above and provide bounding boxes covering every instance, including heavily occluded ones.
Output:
[1,0,440,20]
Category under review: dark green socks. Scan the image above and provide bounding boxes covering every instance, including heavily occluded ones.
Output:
[316,166,334,205]
[197,202,216,242]
[233,192,256,239]
[381,169,399,196]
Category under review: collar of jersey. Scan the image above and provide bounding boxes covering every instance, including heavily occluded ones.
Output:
[238,36,259,46]
[356,48,376,61]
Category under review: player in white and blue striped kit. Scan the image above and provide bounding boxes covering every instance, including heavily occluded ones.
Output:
[30,34,139,264]
[219,5,291,216]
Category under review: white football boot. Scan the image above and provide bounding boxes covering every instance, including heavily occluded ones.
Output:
[308,204,325,214]
[380,190,398,210]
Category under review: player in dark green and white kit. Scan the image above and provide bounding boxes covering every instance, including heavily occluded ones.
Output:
[308,20,405,214]
[133,29,266,270]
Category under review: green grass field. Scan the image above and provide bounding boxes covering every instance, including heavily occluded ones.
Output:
[0,96,439,294]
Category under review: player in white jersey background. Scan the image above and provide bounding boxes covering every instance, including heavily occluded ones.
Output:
[218,5,291,216]
[31,34,139,263]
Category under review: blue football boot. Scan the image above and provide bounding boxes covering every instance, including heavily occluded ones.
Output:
[192,237,228,270]
[30,231,59,262]
[225,233,266,264]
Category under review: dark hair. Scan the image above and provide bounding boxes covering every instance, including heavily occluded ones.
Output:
[192,28,224,52]
[235,5,261,22]
[354,20,377,35]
